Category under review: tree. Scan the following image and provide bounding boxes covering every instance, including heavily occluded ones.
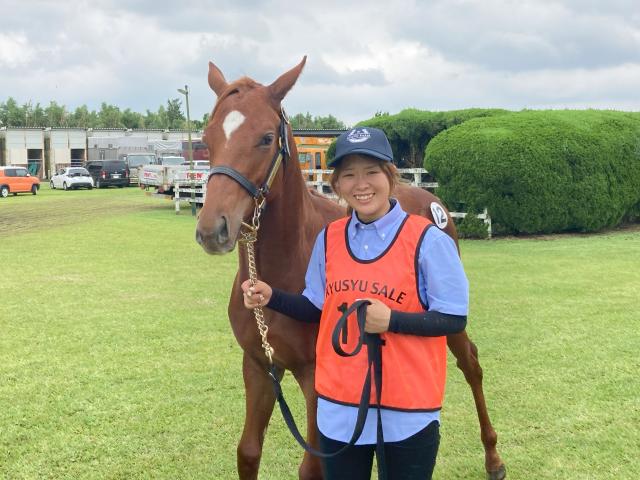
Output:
[290,112,346,129]
[166,98,185,129]
[290,112,314,129]
[26,102,47,127]
[191,112,209,131]
[97,103,123,128]
[315,114,346,129]
[0,98,27,126]
[71,105,99,128]
[144,109,160,129]
[45,101,68,127]
[121,108,145,129]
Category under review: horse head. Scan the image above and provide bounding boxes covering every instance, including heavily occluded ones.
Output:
[196,57,307,254]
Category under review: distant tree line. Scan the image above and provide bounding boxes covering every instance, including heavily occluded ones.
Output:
[0,98,347,131]
[288,112,347,130]
[0,97,207,130]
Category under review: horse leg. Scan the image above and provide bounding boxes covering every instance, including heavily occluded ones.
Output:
[447,331,506,480]
[291,364,324,480]
[237,352,282,480]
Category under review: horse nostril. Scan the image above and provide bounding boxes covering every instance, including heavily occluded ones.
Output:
[217,216,229,245]
[195,229,203,245]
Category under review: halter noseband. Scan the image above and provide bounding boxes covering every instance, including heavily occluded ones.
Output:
[207,108,290,205]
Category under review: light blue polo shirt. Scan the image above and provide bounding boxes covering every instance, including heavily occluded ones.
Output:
[302,199,469,444]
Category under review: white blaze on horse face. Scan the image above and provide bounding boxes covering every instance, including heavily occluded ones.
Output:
[223,110,246,144]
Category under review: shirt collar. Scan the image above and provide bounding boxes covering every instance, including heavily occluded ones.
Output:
[347,198,406,240]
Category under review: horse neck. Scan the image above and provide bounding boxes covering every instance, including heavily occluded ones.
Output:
[240,149,317,279]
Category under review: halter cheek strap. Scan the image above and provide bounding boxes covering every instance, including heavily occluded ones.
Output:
[208,165,260,198]
[208,107,290,202]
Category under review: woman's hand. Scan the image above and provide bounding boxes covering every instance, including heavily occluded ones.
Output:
[363,298,391,333]
[241,280,273,309]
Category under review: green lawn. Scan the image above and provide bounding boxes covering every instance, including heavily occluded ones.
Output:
[1,186,638,479]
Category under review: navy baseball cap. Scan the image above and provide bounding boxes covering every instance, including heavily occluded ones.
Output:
[330,127,393,167]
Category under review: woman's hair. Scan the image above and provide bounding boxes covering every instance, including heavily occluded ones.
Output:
[329,156,399,197]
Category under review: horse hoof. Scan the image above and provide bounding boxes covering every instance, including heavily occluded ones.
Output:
[487,464,506,480]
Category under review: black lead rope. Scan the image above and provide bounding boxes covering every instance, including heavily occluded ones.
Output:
[269,299,388,480]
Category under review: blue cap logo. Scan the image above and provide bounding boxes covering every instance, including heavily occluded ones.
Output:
[346,128,371,143]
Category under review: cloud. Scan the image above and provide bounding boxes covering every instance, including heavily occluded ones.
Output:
[0,33,36,68]
[0,0,639,126]
[390,0,640,71]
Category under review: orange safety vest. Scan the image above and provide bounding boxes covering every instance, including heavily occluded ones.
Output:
[316,214,447,411]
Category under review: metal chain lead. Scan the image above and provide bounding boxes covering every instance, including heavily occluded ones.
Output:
[239,196,274,364]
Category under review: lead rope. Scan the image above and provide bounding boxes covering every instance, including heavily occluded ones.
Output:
[240,199,386,476]
[238,196,274,364]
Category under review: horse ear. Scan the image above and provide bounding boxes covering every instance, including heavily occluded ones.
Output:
[268,56,307,106]
[208,61,229,97]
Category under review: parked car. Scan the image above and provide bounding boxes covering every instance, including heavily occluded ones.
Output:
[85,160,129,188]
[50,167,94,190]
[0,166,40,198]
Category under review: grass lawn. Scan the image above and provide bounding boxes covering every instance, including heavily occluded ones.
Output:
[1,185,638,479]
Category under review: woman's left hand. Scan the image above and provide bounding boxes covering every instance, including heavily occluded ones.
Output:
[363,298,391,333]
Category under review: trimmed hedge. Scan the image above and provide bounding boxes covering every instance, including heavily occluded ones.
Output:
[456,215,490,239]
[425,110,640,234]
[327,108,510,167]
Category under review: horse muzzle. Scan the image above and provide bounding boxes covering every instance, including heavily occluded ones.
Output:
[196,215,237,254]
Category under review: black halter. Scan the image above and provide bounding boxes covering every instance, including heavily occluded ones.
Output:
[207,108,290,202]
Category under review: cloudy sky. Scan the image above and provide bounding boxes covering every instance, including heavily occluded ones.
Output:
[1,0,639,126]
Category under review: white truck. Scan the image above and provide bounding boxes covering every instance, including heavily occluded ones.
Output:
[119,152,157,185]
[139,156,187,194]
[139,156,210,195]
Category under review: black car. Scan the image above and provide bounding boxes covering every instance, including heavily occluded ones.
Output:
[85,160,129,188]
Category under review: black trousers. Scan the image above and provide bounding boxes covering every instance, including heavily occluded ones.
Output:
[318,420,440,480]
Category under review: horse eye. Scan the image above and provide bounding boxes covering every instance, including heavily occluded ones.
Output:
[259,134,274,146]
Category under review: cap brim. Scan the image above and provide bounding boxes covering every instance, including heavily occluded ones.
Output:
[329,148,392,167]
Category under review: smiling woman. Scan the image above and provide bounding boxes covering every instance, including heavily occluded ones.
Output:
[196,59,505,480]
[331,156,392,222]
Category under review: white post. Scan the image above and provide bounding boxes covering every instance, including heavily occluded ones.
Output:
[483,208,492,238]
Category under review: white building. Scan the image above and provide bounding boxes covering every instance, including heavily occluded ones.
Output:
[44,128,87,175]
[0,127,45,177]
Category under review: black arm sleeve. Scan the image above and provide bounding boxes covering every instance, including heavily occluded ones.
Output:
[266,288,321,324]
[388,310,467,336]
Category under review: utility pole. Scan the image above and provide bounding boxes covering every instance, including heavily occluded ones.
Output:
[177,85,196,216]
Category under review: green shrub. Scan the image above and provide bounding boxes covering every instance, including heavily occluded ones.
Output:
[326,108,511,167]
[456,213,490,239]
[425,110,640,234]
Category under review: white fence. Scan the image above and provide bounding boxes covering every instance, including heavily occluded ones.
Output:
[301,168,491,237]
[172,167,492,237]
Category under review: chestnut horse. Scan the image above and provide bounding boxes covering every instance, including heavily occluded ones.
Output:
[196,57,506,480]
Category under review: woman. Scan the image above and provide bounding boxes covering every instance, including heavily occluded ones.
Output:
[242,127,469,479]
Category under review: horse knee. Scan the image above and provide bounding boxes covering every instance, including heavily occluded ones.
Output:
[237,442,262,478]
[481,428,498,448]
